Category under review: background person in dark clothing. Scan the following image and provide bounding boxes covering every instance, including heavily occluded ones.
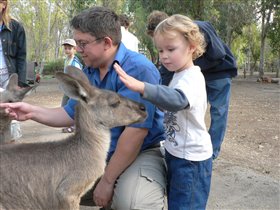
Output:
[146,10,238,159]
[0,0,27,141]
[0,0,26,88]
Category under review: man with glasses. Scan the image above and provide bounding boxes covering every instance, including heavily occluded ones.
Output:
[0,6,166,210]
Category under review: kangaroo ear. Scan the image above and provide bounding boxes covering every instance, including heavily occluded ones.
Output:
[65,66,89,84]
[55,72,90,102]
[6,74,18,91]
[15,85,36,101]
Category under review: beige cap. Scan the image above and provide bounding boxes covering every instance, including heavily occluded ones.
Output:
[62,39,76,47]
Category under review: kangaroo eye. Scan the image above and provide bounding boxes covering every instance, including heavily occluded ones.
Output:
[111,100,120,108]
[108,95,120,108]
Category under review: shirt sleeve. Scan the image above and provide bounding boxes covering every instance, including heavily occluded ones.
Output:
[15,21,27,85]
[63,98,77,119]
[72,62,82,70]
[71,56,83,70]
[142,82,189,112]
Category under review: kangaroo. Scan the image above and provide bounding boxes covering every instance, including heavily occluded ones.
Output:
[0,66,147,210]
[0,74,34,144]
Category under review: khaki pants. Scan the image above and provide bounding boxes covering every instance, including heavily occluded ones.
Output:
[80,147,167,210]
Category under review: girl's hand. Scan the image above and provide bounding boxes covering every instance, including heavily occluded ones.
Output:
[114,63,145,94]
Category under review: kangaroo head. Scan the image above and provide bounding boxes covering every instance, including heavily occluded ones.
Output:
[0,74,35,103]
[55,66,147,128]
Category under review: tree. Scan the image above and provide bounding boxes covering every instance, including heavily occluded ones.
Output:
[257,0,278,77]
[9,0,279,79]
[213,0,255,46]
[267,2,280,77]
[232,24,261,76]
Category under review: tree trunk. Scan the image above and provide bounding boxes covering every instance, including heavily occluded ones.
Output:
[259,36,265,78]
[276,56,280,78]
[259,11,265,78]
[258,0,274,78]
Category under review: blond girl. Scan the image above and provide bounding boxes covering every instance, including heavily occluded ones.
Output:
[115,14,213,210]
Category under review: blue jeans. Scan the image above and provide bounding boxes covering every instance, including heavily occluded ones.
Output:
[165,151,212,210]
[206,78,232,159]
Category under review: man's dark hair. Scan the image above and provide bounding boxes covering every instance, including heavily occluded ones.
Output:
[70,6,121,45]
[146,10,169,36]
[119,14,130,29]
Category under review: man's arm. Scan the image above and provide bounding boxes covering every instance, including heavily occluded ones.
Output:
[0,102,74,127]
[31,106,74,127]
[93,127,148,207]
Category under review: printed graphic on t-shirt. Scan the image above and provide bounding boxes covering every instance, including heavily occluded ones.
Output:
[164,111,180,146]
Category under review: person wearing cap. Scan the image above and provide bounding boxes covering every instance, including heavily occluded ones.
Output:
[61,38,83,133]
[0,7,166,209]
[62,38,83,73]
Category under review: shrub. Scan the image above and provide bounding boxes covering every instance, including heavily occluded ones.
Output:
[43,59,64,75]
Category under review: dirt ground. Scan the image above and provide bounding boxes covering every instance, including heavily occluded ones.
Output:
[17,74,279,210]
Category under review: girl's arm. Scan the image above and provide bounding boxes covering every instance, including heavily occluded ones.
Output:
[114,63,189,112]
[143,82,188,112]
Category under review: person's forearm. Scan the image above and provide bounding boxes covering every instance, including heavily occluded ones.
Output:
[31,106,73,127]
[143,82,189,112]
[102,127,147,184]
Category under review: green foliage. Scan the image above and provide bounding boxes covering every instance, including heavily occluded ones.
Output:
[43,59,64,75]
[231,24,261,71]
[9,0,280,74]
[73,0,97,14]
[212,0,256,46]
[267,3,280,55]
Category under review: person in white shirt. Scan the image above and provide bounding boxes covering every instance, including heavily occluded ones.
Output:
[114,14,213,210]
[119,14,139,52]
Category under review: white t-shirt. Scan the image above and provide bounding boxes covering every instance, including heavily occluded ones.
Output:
[164,66,212,161]
[0,38,9,88]
[121,26,139,52]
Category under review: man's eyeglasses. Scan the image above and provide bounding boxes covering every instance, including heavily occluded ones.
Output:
[0,0,7,4]
[76,37,104,50]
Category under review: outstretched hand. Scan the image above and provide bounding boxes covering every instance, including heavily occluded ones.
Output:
[114,63,145,94]
[0,102,33,121]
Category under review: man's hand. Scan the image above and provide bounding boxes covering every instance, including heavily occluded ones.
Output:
[93,176,115,207]
[0,102,33,121]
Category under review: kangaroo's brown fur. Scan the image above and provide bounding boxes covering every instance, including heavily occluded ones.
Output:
[0,67,147,210]
[0,74,34,144]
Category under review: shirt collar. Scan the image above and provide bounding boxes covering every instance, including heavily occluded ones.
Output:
[112,42,127,67]
[1,23,11,32]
